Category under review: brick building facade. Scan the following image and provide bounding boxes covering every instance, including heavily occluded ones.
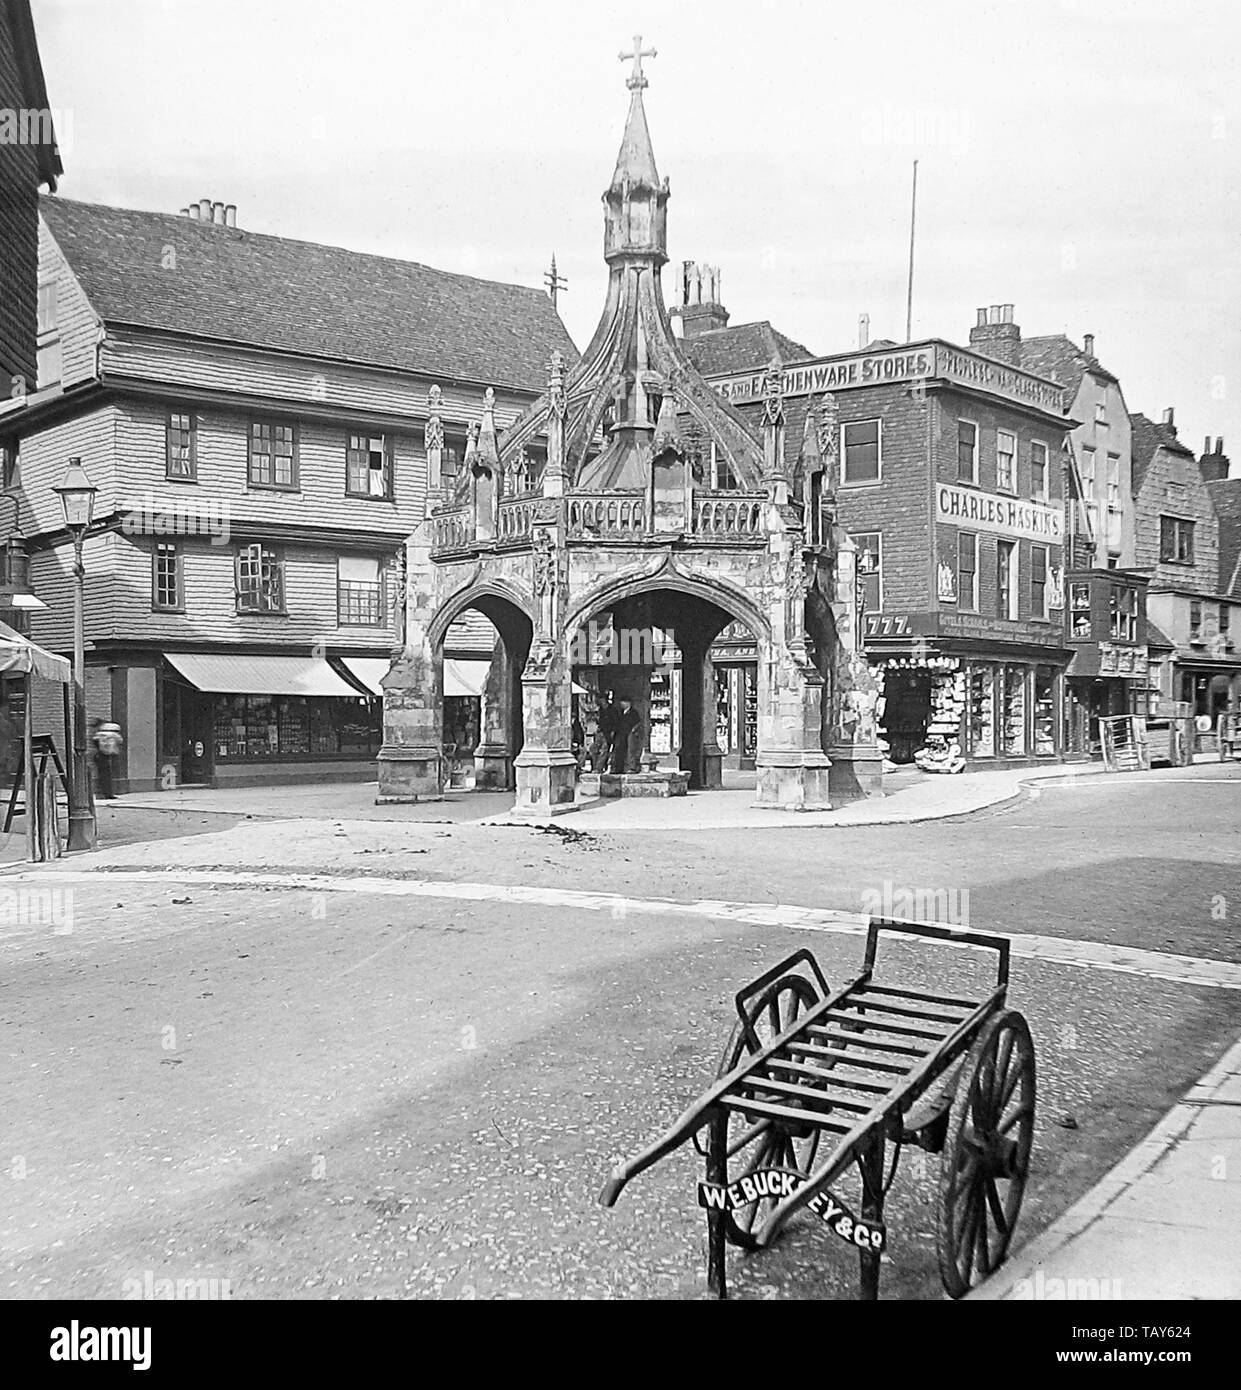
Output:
[710,336,1077,768]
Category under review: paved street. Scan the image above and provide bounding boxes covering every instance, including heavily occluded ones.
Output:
[1,765,1238,1299]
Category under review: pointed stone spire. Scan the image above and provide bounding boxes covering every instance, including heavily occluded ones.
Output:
[651,385,684,459]
[477,387,500,470]
[603,35,668,265]
[611,35,661,191]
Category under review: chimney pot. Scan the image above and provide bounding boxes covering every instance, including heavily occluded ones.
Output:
[187,204,200,220]
[198,197,211,220]
[858,313,870,349]
[1217,436,1224,453]
[1206,435,1213,455]
[1083,333,1095,357]
[179,207,189,218]
[1162,407,1175,429]
[976,308,988,327]
[1001,303,1014,323]
[225,204,237,227]
[210,201,223,224]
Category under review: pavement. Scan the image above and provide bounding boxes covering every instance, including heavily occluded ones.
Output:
[68,756,1155,832]
[971,1033,1241,1300]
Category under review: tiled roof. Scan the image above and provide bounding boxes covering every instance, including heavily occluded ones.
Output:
[682,321,813,378]
[1130,413,1196,494]
[1208,478,1241,596]
[40,196,578,390]
[1019,335,1117,401]
[1145,619,1176,650]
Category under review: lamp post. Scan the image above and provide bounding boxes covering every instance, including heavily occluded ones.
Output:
[53,458,97,852]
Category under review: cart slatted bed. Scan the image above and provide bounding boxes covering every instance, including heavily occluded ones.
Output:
[600,918,1037,1300]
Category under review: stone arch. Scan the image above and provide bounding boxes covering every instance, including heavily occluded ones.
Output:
[427,583,534,792]
[560,562,771,651]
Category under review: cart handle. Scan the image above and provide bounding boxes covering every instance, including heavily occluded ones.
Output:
[863,916,1010,989]
[733,947,829,1048]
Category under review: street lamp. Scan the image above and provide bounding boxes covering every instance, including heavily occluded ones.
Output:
[53,458,97,851]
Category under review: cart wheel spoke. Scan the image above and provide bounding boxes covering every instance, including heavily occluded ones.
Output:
[984,1175,1009,1238]
[998,1101,1034,1134]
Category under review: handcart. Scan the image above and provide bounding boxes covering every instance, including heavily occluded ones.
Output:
[600,918,1036,1299]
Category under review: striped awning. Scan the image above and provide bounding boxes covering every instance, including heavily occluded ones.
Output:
[166,653,361,697]
[0,620,71,683]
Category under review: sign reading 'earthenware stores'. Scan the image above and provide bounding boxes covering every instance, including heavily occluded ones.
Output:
[936,484,1064,543]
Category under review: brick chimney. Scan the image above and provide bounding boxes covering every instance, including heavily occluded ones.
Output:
[669,260,730,339]
[1199,435,1230,482]
[968,304,1021,366]
[1161,407,1177,437]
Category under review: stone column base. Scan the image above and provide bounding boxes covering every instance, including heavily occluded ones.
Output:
[753,750,833,811]
[700,746,724,789]
[513,749,579,817]
[825,742,885,802]
[472,742,512,791]
[376,743,444,803]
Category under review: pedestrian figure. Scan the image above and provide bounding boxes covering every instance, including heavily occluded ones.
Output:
[593,692,619,773]
[612,696,642,774]
[92,719,123,799]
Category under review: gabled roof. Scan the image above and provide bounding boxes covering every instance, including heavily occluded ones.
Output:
[682,321,813,378]
[1208,477,1241,596]
[1019,334,1117,400]
[1129,412,1197,494]
[7,0,62,188]
[39,196,577,391]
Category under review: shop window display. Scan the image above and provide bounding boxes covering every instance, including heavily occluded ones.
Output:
[1033,668,1055,756]
[968,666,996,757]
[1002,667,1027,755]
[213,694,380,760]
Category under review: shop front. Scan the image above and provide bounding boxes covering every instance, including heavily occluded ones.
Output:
[1062,570,1152,758]
[711,623,758,771]
[159,652,384,787]
[865,617,1069,770]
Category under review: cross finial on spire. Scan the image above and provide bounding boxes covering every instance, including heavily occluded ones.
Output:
[620,34,656,90]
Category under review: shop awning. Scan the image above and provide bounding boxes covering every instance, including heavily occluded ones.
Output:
[165,653,361,697]
[445,659,489,697]
[338,657,392,696]
[0,620,71,683]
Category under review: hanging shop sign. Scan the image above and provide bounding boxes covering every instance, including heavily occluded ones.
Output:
[863,611,1064,647]
[710,341,1065,415]
[936,485,1064,543]
[1099,643,1149,677]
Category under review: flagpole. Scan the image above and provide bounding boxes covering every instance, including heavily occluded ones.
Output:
[905,160,918,343]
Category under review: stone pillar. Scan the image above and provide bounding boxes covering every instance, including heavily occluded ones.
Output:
[513,647,578,816]
[474,637,513,790]
[679,637,723,789]
[376,640,444,802]
[753,648,833,811]
[826,534,884,800]
[376,521,445,803]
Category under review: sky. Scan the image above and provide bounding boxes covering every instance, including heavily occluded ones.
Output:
[30,0,1241,470]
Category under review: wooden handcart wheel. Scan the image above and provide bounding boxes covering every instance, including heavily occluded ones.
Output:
[710,973,824,1249]
[936,1008,1036,1298]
